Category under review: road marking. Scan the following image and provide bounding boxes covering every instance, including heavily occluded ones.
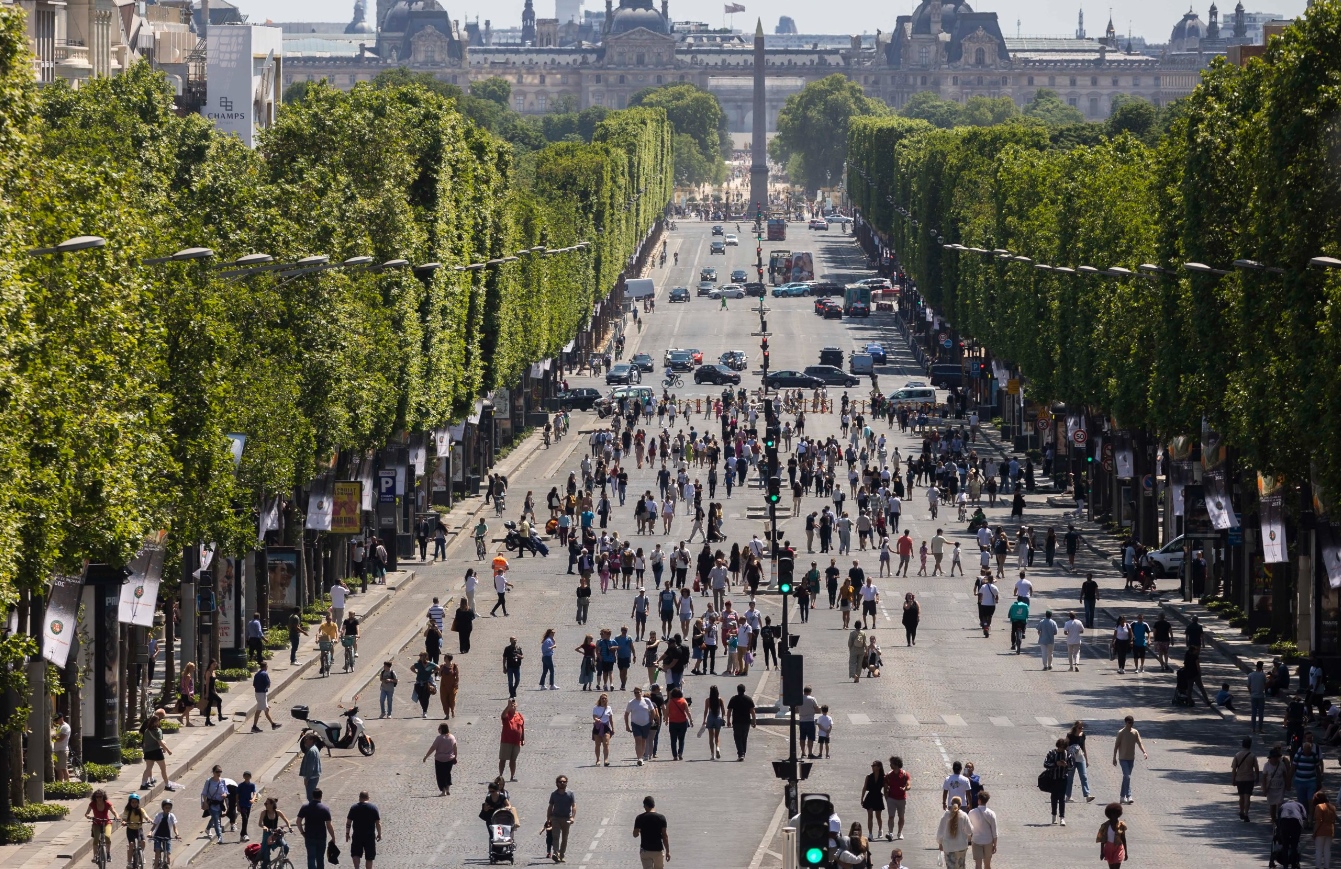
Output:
[1036,716,1060,727]
[931,733,952,770]
[602,817,610,826]
[848,713,871,725]
[895,714,919,726]
[549,714,576,726]
[748,799,792,869]
[953,593,968,601]
[989,716,1014,727]
[941,714,967,727]
[594,828,605,838]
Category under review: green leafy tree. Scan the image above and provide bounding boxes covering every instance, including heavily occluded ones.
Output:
[1023,88,1086,126]
[899,90,964,128]
[1107,95,1158,142]
[771,74,886,190]
[470,77,512,108]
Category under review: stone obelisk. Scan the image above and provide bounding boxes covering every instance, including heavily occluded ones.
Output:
[749,18,768,218]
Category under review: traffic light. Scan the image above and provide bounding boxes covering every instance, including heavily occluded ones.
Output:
[764,424,779,451]
[761,337,770,371]
[781,652,804,705]
[797,793,833,867]
[767,476,782,505]
[777,552,794,594]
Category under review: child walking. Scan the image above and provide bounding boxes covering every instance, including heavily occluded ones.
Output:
[816,705,833,758]
[917,542,929,576]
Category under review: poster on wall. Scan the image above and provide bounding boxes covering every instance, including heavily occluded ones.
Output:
[331,481,362,534]
[44,571,85,667]
[216,556,237,650]
[265,547,300,609]
[118,530,168,627]
[1169,437,1195,517]
[1258,474,1288,564]
[305,475,333,531]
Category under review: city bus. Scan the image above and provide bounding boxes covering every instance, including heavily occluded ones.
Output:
[843,284,872,317]
[767,218,787,241]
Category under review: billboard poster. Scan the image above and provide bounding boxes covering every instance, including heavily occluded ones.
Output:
[266,548,300,609]
[1258,474,1288,564]
[217,556,238,649]
[44,571,85,667]
[118,530,168,626]
[331,481,363,534]
[1113,431,1135,480]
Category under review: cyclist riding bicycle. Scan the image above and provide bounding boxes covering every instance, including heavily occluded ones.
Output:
[1007,597,1030,654]
[317,616,340,676]
[149,799,179,869]
[123,793,147,867]
[543,421,551,447]
[86,788,119,867]
[257,796,293,869]
[474,518,489,561]
[342,610,361,661]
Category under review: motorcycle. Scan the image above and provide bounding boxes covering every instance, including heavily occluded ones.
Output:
[503,521,549,557]
[291,705,374,757]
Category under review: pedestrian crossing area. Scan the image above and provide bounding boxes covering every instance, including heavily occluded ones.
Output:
[837,712,1068,728]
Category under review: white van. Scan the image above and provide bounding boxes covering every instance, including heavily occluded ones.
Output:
[889,386,937,406]
[849,353,874,375]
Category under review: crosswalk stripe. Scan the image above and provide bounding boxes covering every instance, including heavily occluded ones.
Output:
[848,713,872,725]
[895,714,919,726]
[989,716,1014,727]
[548,714,576,726]
[1035,716,1060,727]
[942,714,968,726]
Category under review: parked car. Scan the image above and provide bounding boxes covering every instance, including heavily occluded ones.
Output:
[711,225,724,236]
[669,287,690,302]
[700,268,718,282]
[888,386,937,407]
[606,363,642,385]
[819,347,844,367]
[808,219,828,230]
[709,241,726,255]
[865,343,887,364]
[719,350,748,370]
[711,285,746,299]
[744,282,767,297]
[630,352,654,373]
[803,365,859,387]
[695,364,741,385]
[724,234,739,246]
[730,269,749,283]
[763,370,825,389]
[556,388,602,411]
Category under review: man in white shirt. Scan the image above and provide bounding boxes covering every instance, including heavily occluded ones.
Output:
[930,530,947,575]
[975,524,993,550]
[858,578,880,630]
[967,791,998,869]
[796,687,822,758]
[1013,573,1033,603]
[490,571,513,617]
[623,687,656,766]
[749,535,764,560]
[926,485,940,519]
[1062,611,1086,671]
[709,559,729,610]
[329,580,349,627]
[463,571,478,611]
[976,576,1000,637]
[942,761,972,809]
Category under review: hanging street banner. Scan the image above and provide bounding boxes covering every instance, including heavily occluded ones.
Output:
[1114,431,1135,480]
[119,530,168,627]
[258,495,281,543]
[1257,474,1288,564]
[1066,415,1086,445]
[331,481,363,534]
[305,474,334,531]
[44,570,86,667]
[1201,425,1238,530]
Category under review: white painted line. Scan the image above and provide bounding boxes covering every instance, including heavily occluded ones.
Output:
[989,716,1014,727]
[549,714,576,727]
[602,817,610,826]
[1035,716,1060,727]
[941,714,967,727]
[931,733,952,770]
[594,828,605,839]
[848,713,871,725]
[894,714,919,726]
[748,799,791,869]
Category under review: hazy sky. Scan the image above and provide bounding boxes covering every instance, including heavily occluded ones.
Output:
[241,0,1306,44]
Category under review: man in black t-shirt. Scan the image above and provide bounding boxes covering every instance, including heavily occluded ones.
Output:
[297,790,335,868]
[726,684,757,761]
[1064,525,1081,569]
[632,796,670,869]
[345,791,381,869]
[1079,573,1099,629]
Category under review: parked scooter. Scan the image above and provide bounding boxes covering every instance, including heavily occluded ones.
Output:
[291,705,375,756]
[502,521,549,557]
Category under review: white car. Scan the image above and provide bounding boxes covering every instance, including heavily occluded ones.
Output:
[857,277,894,291]
[710,284,746,299]
[724,234,739,246]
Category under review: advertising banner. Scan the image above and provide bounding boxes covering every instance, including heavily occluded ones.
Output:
[331,481,362,534]
[1114,431,1135,480]
[118,530,168,626]
[266,547,300,608]
[305,475,333,531]
[44,571,85,667]
[258,495,281,543]
[1258,474,1288,564]
[1201,425,1238,530]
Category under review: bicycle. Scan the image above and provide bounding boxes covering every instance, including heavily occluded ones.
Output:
[152,836,179,869]
[342,636,356,673]
[128,834,145,869]
[249,828,294,869]
[475,534,487,561]
[318,641,333,677]
[92,824,113,869]
[663,374,683,389]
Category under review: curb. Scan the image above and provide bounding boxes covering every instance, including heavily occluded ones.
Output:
[1146,601,1241,722]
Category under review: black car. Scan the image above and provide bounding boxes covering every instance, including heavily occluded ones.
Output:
[809,281,844,297]
[823,303,844,320]
[669,287,690,303]
[744,282,767,298]
[700,268,717,283]
[666,352,696,372]
[556,388,602,411]
[730,269,749,283]
[711,225,724,236]
[630,352,654,373]
[695,364,741,385]
[762,370,825,389]
[606,364,642,386]
[803,365,860,388]
[719,350,748,370]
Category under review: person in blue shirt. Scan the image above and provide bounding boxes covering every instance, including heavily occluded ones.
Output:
[614,627,636,691]
[1215,682,1236,711]
[597,629,618,692]
[236,772,257,843]
[1129,615,1152,674]
[580,509,595,530]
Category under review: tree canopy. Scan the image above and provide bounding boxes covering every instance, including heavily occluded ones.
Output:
[770,73,887,191]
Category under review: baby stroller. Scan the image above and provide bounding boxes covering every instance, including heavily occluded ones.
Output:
[1171,668,1195,707]
[488,808,517,864]
[1270,816,1303,868]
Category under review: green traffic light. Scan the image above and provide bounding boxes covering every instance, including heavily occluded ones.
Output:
[767,494,780,504]
[804,847,825,865]
[779,582,791,594]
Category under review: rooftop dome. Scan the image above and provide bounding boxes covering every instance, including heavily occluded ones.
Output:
[608,0,669,35]
[1170,8,1205,45]
[381,0,446,34]
[910,0,973,36]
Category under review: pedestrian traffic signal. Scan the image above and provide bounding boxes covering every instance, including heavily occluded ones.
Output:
[797,793,833,866]
[764,424,779,451]
[767,476,782,505]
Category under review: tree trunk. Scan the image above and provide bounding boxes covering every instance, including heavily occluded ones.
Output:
[162,600,177,707]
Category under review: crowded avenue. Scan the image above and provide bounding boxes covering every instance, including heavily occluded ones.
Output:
[71,219,1278,869]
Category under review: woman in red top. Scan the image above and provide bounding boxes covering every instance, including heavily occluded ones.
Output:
[665,687,694,761]
[85,788,120,851]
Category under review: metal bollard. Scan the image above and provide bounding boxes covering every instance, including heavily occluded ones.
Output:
[782,826,797,869]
